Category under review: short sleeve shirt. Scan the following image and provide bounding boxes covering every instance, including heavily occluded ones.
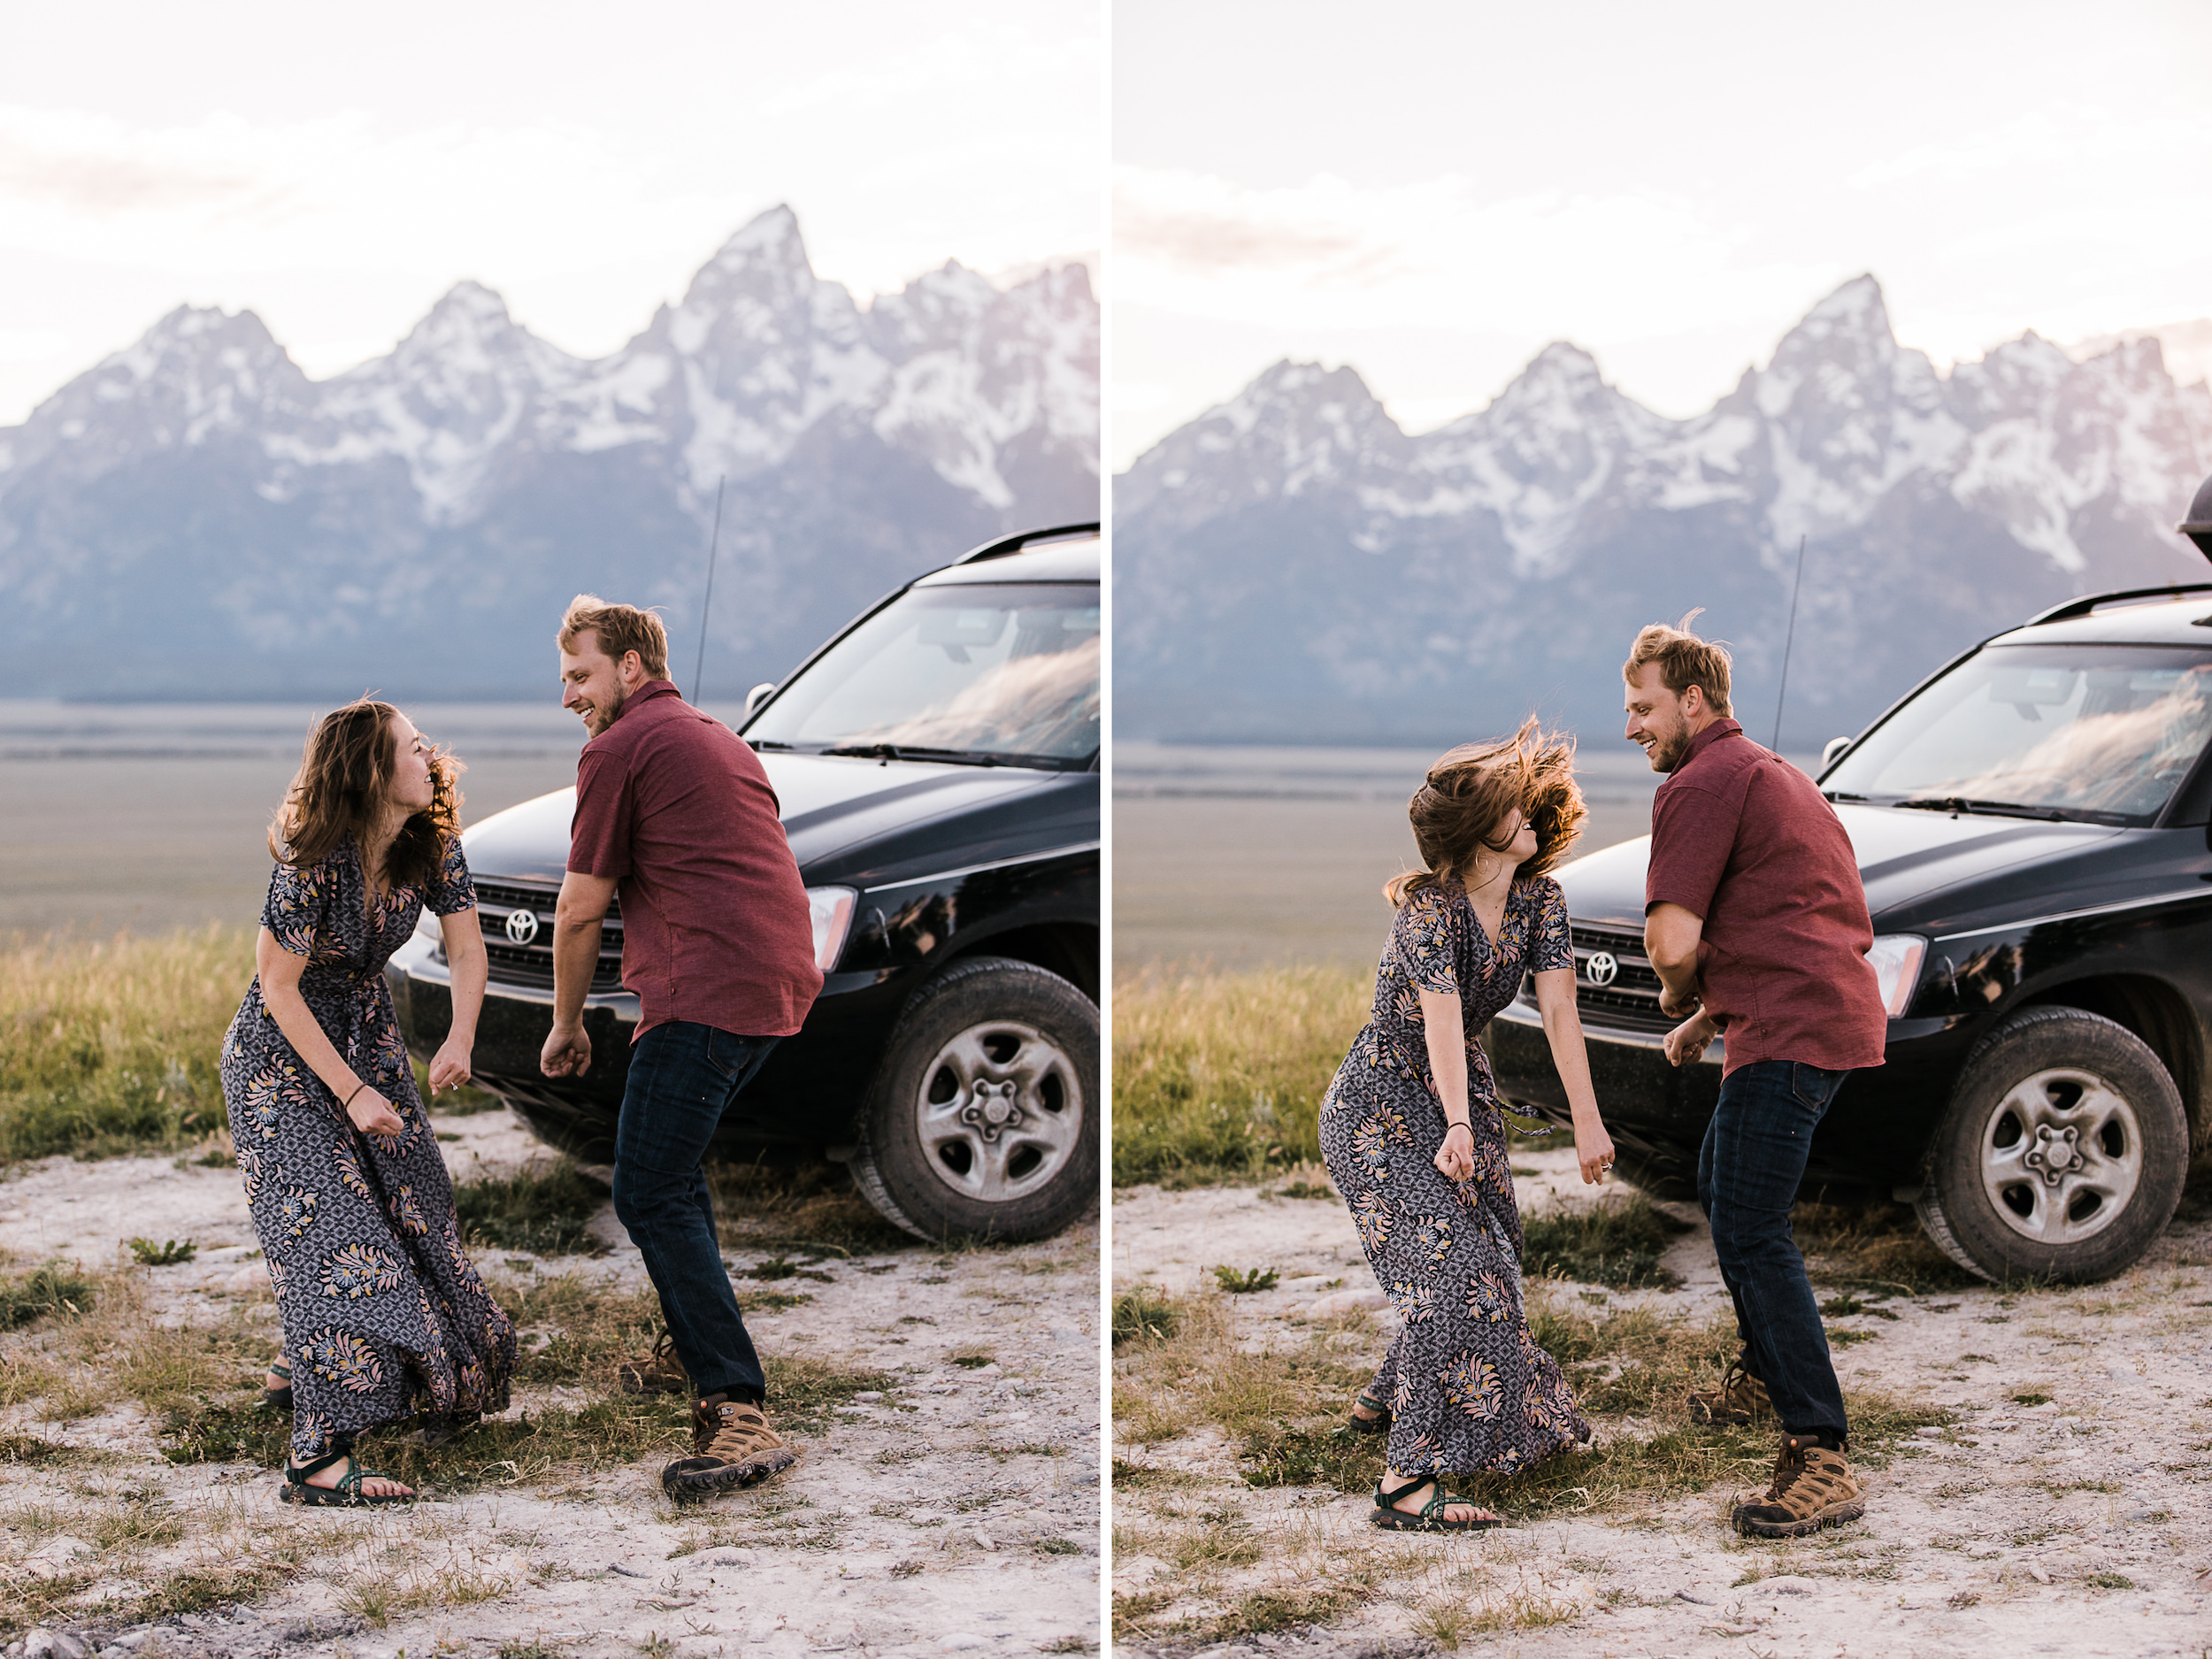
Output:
[568,681,823,1039]
[1645,719,1886,1075]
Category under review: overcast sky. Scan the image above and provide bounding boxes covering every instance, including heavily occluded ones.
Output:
[1113,0,2212,470]
[0,0,1101,426]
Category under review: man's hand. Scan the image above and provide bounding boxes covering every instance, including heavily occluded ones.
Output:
[1663,1011,1718,1068]
[541,1021,593,1079]
[1658,982,1701,1019]
[427,1036,473,1095]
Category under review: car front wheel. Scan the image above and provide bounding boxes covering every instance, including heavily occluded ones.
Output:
[849,956,1099,1242]
[1916,1006,2189,1284]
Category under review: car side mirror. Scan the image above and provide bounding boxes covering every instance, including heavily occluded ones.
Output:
[1821,735,1853,770]
[743,682,778,718]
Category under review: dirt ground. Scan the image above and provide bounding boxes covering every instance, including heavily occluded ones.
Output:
[1110,1152,2212,1657]
[0,1108,1102,1658]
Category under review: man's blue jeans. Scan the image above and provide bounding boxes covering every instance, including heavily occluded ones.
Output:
[611,1021,779,1402]
[1696,1059,1851,1442]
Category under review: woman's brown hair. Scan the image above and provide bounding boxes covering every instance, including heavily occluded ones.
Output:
[269,700,464,887]
[1383,716,1586,908]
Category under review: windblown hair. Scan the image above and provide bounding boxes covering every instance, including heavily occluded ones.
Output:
[269,700,464,888]
[1383,716,1586,908]
[558,594,671,680]
[1623,608,1733,715]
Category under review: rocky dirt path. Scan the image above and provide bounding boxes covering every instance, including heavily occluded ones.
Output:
[1111,1150,2212,1657]
[0,1108,1101,1659]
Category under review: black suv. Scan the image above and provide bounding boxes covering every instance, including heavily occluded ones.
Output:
[1489,576,2212,1284]
[387,526,1100,1242]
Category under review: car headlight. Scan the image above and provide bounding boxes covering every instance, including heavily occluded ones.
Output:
[808,886,858,972]
[1866,934,1927,1018]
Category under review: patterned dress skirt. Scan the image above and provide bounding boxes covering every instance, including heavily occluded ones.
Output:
[220,838,516,1460]
[1317,875,1591,1480]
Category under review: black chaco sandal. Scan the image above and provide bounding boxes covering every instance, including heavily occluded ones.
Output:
[1371,1475,1502,1532]
[1348,1386,1392,1435]
[280,1444,416,1507]
[261,1357,293,1413]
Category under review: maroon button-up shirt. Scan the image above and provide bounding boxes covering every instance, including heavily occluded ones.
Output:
[1644,718,1886,1077]
[568,681,822,1040]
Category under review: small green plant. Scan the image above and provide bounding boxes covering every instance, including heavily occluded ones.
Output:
[1211,1264,1279,1294]
[742,1255,834,1282]
[0,1262,98,1329]
[454,1160,608,1256]
[2010,1390,2053,1406]
[2085,1571,2134,1590]
[1273,1180,1334,1200]
[1829,1328,1877,1346]
[129,1238,197,1266]
[1112,1284,1181,1346]
[951,1351,996,1369]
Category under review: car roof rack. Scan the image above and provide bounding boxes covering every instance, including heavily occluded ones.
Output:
[953,521,1101,565]
[2024,582,2212,627]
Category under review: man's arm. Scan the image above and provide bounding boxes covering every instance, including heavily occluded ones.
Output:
[541,872,618,1077]
[1645,901,1706,1018]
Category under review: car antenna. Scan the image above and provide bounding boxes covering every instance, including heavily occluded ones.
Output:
[1770,534,1808,752]
[692,473,726,703]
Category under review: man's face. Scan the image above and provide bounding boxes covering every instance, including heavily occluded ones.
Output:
[561,633,641,737]
[1625,664,1696,773]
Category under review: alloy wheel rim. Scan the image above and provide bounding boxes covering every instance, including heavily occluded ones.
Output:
[914,1018,1084,1204]
[1978,1066,2142,1246]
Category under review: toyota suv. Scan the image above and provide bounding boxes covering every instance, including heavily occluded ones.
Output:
[1488,572,2212,1284]
[386,525,1101,1242]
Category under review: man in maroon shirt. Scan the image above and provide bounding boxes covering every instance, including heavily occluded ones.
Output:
[540,594,823,1502]
[1624,614,1886,1540]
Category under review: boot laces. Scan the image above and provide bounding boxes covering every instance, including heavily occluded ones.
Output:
[702,1402,777,1462]
[1765,1437,1812,1502]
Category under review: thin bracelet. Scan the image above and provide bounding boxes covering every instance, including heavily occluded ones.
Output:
[1445,1119,1471,1133]
[341,1082,369,1110]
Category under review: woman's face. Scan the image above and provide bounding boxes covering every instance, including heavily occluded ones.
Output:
[388,716,435,812]
[1498,806,1539,868]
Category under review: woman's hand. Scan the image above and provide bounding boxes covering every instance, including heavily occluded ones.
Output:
[1433,1121,1475,1181]
[346,1087,406,1141]
[427,1037,473,1095]
[1574,1116,1617,1185]
[1663,1010,1719,1068]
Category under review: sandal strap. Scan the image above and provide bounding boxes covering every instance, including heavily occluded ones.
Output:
[286,1446,353,1484]
[1376,1475,1436,1510]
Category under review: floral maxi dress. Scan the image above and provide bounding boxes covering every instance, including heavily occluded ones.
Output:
[219,838,516,1460]
[1317,875,1591,1481]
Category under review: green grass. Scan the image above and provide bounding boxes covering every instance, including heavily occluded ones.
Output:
[453,1160,609,1256]
[1112,1284,1182,1347]
[0,1262,98,1329]
[1520,1194,1690,1289]
[128,1237,197,1265]
[1211,1265,1279,1294]
[1112,965,1371,1186]
[0,926,251,1163]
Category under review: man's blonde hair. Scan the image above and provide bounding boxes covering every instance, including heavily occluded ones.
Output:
[559,594,670,679]
[1624,609,1732,716]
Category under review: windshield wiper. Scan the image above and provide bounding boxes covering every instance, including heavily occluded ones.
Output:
[1895,796,2067,821]
[1824,790,1870,802]
[821,742,907,761]
[750,740,796,749]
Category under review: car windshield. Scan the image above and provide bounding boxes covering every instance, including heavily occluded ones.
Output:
[1823,643,2212,825]
[744,580,1098,769]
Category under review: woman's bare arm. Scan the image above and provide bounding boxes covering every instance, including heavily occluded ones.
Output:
[1532,966,1617,1184]
[430,907,487,1094]
[253,927,403,1137]
[1417,987,1476,1180]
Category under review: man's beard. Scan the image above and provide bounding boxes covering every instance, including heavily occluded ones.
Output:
[1648,718,1692,773]
[585,684,627,736]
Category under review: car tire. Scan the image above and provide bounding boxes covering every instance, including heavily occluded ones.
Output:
[849,956,1098,1243]
[1915,1006,2189,1284]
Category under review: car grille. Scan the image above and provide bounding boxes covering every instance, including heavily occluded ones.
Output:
[1563,924,1675,1033]
[452,879,626,994]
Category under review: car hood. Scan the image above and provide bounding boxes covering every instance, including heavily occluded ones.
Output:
[1552,803,2125,933]
[459,751,1086,887]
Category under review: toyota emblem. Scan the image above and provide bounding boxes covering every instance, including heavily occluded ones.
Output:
[504,908,541,946]
[1585,950,1618,987]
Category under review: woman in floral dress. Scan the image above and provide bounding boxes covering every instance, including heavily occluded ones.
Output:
[221,700,515,1505]
[1318,718,1618,1530]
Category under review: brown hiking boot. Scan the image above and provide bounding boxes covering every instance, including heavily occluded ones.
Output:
[1732,1434,1864,1538]
[661,1394,797,1500]
[1687,1360,1771,1425]
[615,1333,689,1396]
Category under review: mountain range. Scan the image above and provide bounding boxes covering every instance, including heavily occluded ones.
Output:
[1114,277,2212,749]
[0,206,1100,701]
